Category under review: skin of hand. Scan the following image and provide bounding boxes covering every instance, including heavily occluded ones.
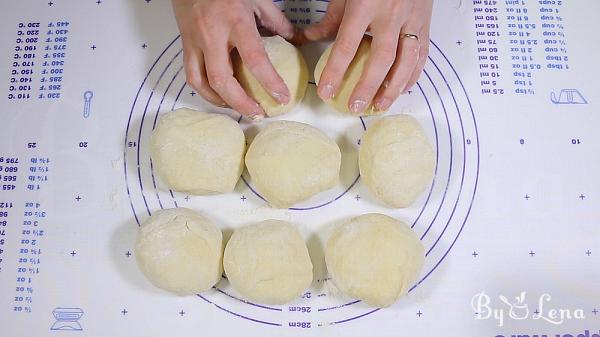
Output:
[171,0,297,120]
[303,0,434,114]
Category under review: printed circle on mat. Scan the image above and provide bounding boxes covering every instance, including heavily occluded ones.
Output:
[123,0,479,327]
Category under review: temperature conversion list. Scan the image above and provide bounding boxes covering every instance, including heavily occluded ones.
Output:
[7,20,70,101]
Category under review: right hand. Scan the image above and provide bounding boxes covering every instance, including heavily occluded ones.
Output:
[302,0,433,113]
[171,0,296,120]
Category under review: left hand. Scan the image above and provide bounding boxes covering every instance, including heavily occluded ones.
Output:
[302,0,433,113]
[171,0,298,120]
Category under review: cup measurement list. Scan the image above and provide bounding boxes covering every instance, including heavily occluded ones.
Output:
[472,0,569,95]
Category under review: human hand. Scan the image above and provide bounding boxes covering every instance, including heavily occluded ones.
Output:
[303,0,433,113]
[171,0,296,120]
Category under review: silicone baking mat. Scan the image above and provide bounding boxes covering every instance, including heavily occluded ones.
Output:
[0,1,598,336]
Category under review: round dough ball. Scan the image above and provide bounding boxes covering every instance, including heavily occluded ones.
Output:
[245,121,341,208]
[135,208,223,295]
[359,114,435,208]
[325,213,424,307]
[315,35,382,116]
[223,220,313,304]
[233,35,308,117]
[150,108,246,195]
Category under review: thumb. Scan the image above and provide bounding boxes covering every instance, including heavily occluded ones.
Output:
[302,0,345,41]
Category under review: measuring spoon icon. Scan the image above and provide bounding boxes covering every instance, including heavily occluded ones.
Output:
[83,91,94,118]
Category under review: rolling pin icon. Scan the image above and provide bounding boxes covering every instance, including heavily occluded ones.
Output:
[83,91,94,118]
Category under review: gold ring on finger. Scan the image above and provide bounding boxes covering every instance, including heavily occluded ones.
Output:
[401,33,419,41]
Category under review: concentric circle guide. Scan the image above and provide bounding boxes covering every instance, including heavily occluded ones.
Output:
[123,32,480,326]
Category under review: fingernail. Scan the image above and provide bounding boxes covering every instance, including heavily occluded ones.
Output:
[319,83,335,100]
[271,91,290,105]
[349,99,367,114]
[399,83,407,95]
[375,98,392,111]
[249,113,264,122]
[248,103,265,122]
[283,29,294,40]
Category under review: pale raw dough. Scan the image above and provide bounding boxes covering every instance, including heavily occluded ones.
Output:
[359,114,435,208]
[135,208,223,295]
[223,220,313,304]
[245,121,341,208]
[233,35,308,117]
[315,35,383,116]
[150,108,246,195]
[325,213,424,307]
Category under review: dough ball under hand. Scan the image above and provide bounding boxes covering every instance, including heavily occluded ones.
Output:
[359,114,435,208]
[233,35,309,117]
[150,108,246,195]
[135,208,223,295]
[315,35,383,116]
[325,213,424,307]
[223,220,313,305]
[245,120,342,208]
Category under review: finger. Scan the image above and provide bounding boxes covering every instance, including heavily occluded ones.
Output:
[402,0,433,94]
[302,0,346,42]
[404,35,430,94]
[348,24,401,114]
[373,32,420,111]
[254,0,295,40]
[183,48,227,107]
[233,27,290,105]
[316,4,370,100]
[204,42,266,120]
